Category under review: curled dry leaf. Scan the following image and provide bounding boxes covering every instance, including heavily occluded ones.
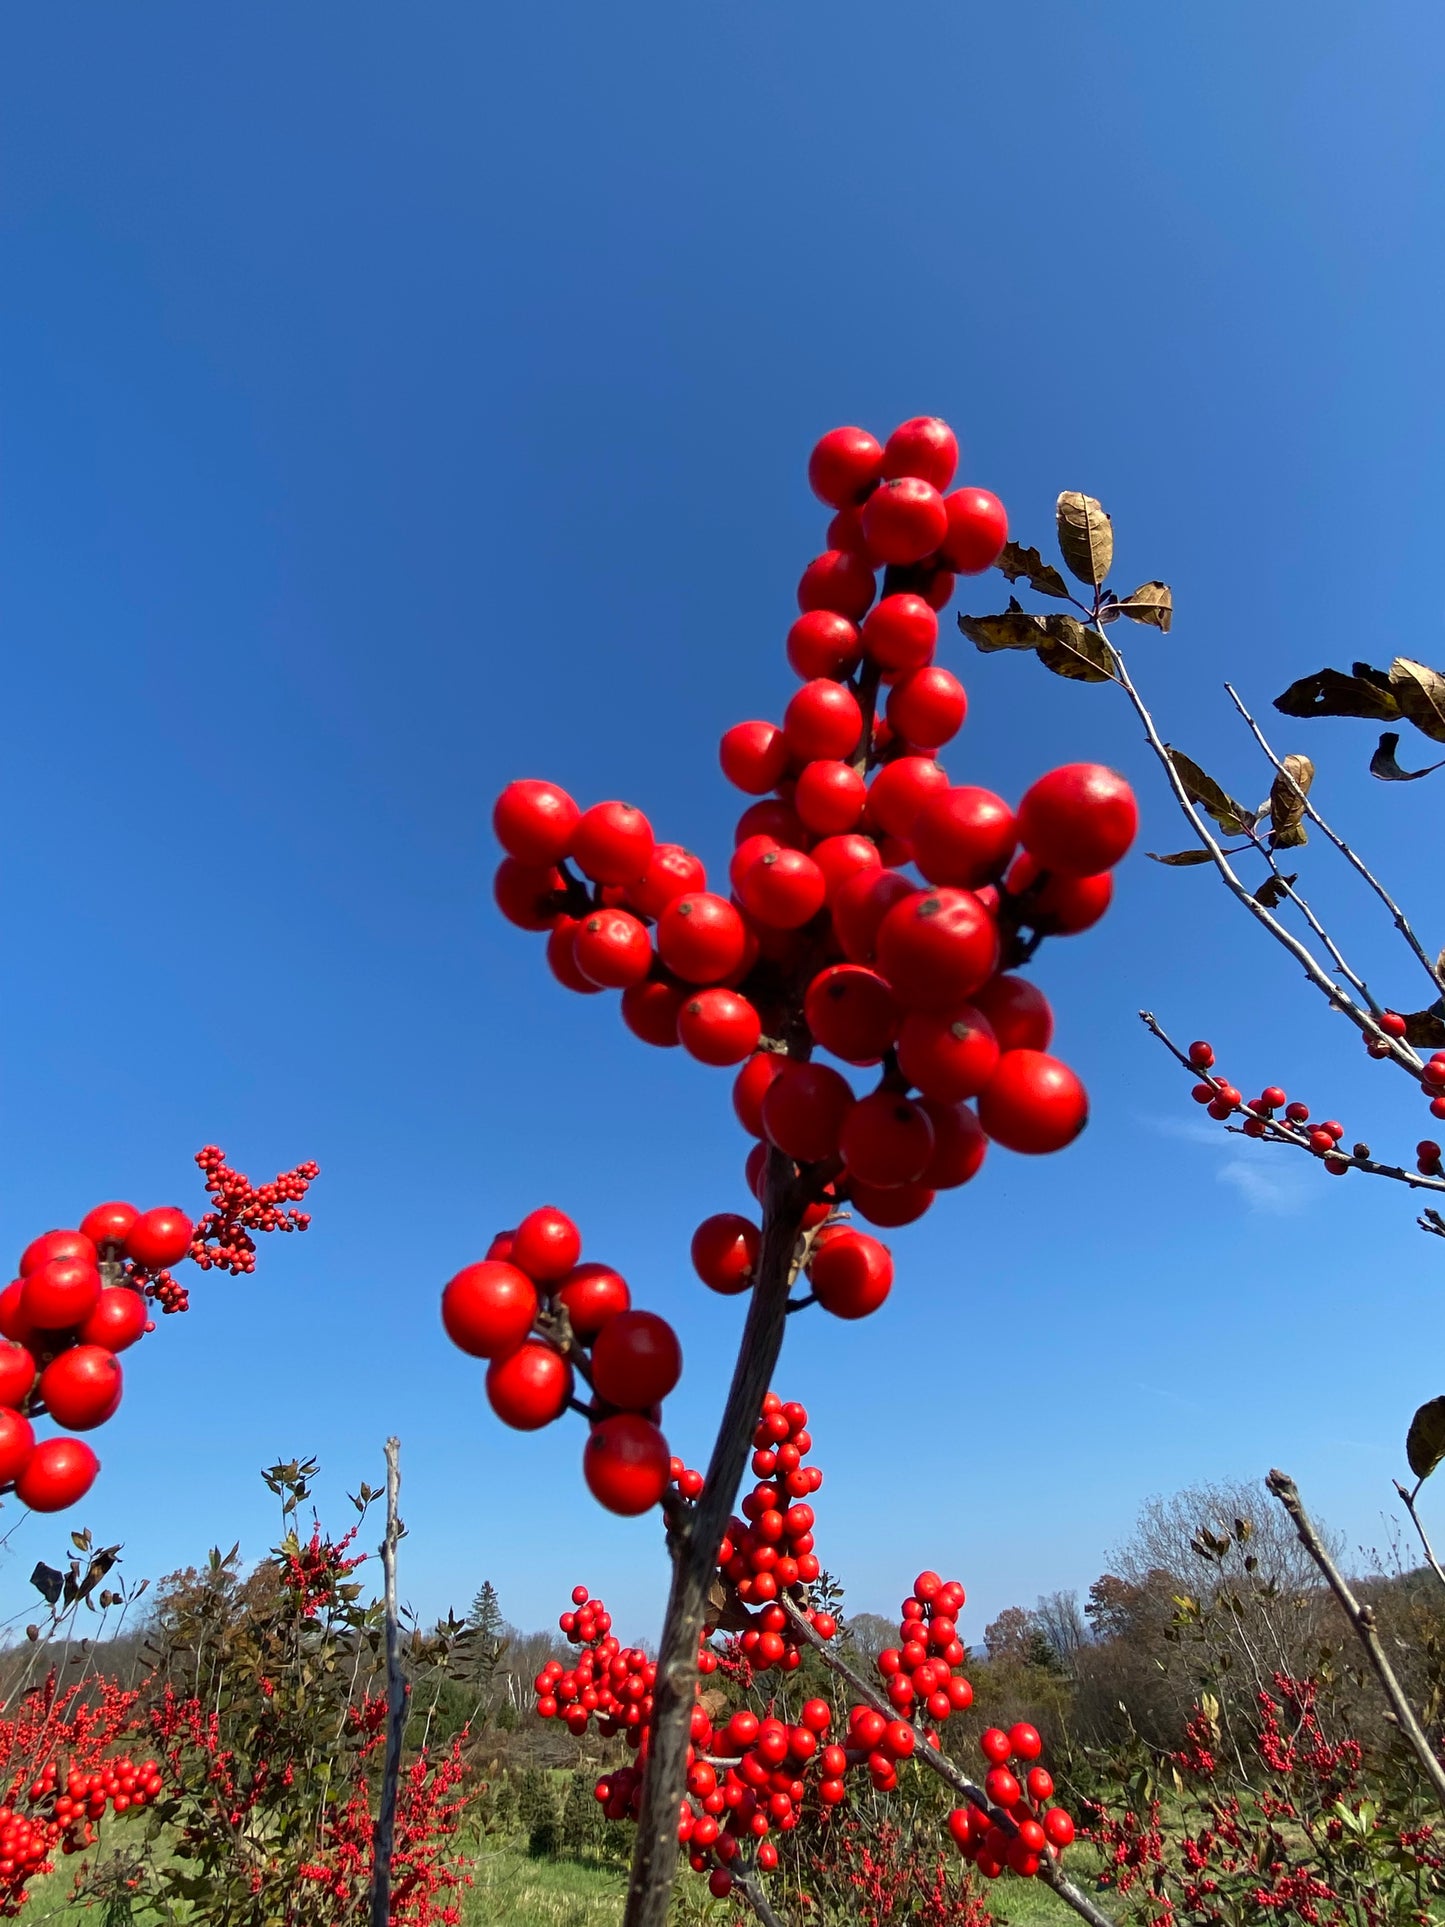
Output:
[1274,665,1402,725]
[1389,658,1445,745]
[1036,616,1117,683]
[1115,581,1174,632]
[1147,849,1214,866]
[1267,753,1313,849]
[1370,731,1445,781]
[1165,748,1258,836]
[1401,1005,1445,1050]
[957,602,1051,654]
[1254,873,1298,909]
[1407,1395,1445,1482]
[995,540,1071,599]
[1056,492,1114,587]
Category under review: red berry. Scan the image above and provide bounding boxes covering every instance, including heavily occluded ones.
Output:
[885,667,967,749]
[621,973,688,1048]
[1018,764,1138,875]
[441,1261,537,1358]
[493,780,581,865]
[831,868,919,964]
[547,917,605,994]
[0,1344,36,1409]
[795,760,868,836]
[512,1207,582,1282]
[797,550,876,622]
[804,966,901,1067]
[735,797,808,848]
[0,1409,35,1487]
[971,975,1053,1054]
[786,611,861,681]
[0,1281,33,1344]
[876,890,999,1012]
[39,1347,122,1431]
[1380,1011,1408,1037]
[812,833,883,900]
[862,478,948,565]
[19,1230,96,1277]
[808,427,884,507]
[846,1179,934,1228]
[916,1098,987,1188]
[939,489,1007,573]
[1188,1040,1215,1069]
[584,1415,670,1516]
[897,1006,999,1101]
[1006,853,1112,935]
[494,857,563,930]
[783,680,863,762]
[978,1051,1087,1154]
[16,1437,98,1513]
[1043,1808,1075,1848]
[866,756,949,841]
[809,1231,894,1320]
[691,1215,761,1295]
[860,594,938,673]
[573,909,653,988]
[736,848,827,930]
[761,1061,854,1163]
[733,1052,786,1137]
[911,788,1017,890]
[1026,1767,1054,1803]
[486,1342,572,1430]
[555,1263,630,1342]
[1009,1722,1042,1761]
[657,894,748,984]
[571,803,655,885]
[22,1258,102,1331]
[627,845,707,920]
[592,1310,682,1409]
[882,417,958,491]
[125,1208,195,1271]
[720,722,790,795]
[78,1204,138,1254]
[979,1728,1012,1765]
[840,1092,935,1186]
[678,990,762,1066]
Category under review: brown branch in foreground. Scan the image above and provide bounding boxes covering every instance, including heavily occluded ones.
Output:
[1267,1469,1445,1810]
[780,1599,1118,1927]
[731,1859,790,1927]
[621,1148,808,1927]
[369,1436,407,1927]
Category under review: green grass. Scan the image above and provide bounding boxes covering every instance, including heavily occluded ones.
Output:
[462,1848,625,1927]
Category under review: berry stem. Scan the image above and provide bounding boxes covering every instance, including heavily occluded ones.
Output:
[620,1146,807,1927]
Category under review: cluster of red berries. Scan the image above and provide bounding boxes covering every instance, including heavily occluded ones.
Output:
[440,1205,683,1516]
[717,1396,828,1664]
[190,1146,319,1275]
[1185,1040,1366,1177]
[875,1569,974,1724]
[0,1751,161,1908]
[491,417,1135,1316]
[535,1585,689,1739]
[946,1725,1075,1881]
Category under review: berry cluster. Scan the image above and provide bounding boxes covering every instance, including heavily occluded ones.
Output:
[0,1155,317,1516]
[946,1726,1075,1881]
[875,1570,973,1724]
[491,415,1135,1331]
[536,1585,689,1739]
[1183,1040,1368,1178]
[439,1205,683,1516]
[717,1395,827,1659]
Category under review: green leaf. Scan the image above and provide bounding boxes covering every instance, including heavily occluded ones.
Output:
[1036,616,1117,683]
[1267,753,1313,849]
[1115,581,1174,632]
[1056,492,1114,587]
[1407,1396,1445,1481]
[1273,666,1403,725]
[1165,748,1258,836]
[1370,731,1445,781]
[995,541,1071,599]
[1147,849,1213,866]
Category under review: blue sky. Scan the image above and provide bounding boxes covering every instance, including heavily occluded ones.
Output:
[3,4,1444,1646]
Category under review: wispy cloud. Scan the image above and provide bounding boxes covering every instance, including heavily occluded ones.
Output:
[1141,1114,1310,1215]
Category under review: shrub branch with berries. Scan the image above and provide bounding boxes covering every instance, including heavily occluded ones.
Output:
[447,415,1138,1925]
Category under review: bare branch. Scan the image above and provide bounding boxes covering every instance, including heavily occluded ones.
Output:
[1267,1469,1445,1810]
[1394,1478,1445,1594]
[730,1860,791,1927]
[368,1437,406,1927]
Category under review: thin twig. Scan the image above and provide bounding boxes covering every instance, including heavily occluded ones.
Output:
[1226,684,1445,1000]
[731,1859,790,1927]
[779,1599,1117,1927]
[1394,1479,1445,1594]
[369,1437,407,1927]
[1267,1468,1445,1809]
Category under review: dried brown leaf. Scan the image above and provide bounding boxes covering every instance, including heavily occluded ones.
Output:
[1254,873,1297,909]
[1390,659,1445,745]
[1165,749,1258,836]
[1036,615,1117,683]
[1115,581,1174,632]
[1056,492,1114,587]
[1407,1396,1445,1481]
[957,603,1050,654]
[1147,849,1214,866]
[995,541,1070,600]
[1267,753,1313,849]
[1371,731,1445,781]
[1401,1006,1445,1049]
[1273,666,1403,725]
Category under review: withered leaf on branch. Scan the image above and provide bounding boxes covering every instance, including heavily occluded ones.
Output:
[995,540,1071,599]
[1371,731,1445,781]
[29,1563,62,1607]
[1400,1004,1445,1049]
[1267,753,1314,849]
[957,603,1051,653]
[1165,748,1258,836]
[1273,666,1403,725]
[1035,615,1117,683]
[1254,874,1298,908]
[1147,849,1214,866]
[1115,581,1174,632]
[1389,658,1445,745]
[1407,1395,1445,1482]
[1056,492,1114,587]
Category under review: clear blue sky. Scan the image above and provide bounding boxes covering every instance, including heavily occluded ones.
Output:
[3,4,1443,1645]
